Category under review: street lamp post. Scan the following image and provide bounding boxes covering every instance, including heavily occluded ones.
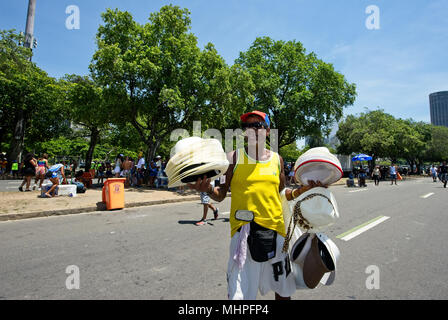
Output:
[24,0,37,60]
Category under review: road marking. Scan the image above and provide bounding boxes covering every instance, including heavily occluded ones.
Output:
[336,216,390,241]
[421,193,435,199]
[220,211,230,215]
[349,189,368,193]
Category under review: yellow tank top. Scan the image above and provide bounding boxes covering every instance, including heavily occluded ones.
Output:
[229,148,285,238]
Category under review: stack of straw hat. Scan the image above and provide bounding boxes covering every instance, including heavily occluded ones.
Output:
[166,137,229,188]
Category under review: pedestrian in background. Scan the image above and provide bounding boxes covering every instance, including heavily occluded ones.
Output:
[372,165,381,186]
[19,153,37,192]
[430,165,438,182]
[114,154,123,178]
[439,161,448,188]
[33,153,49,190]
[11,160,19,178]
[97,163,105,185]
[390,163,398,185]
[136,152,145,187]
[195,181,219,226]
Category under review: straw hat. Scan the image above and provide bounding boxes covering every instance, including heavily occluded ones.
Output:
[290,232,340,289]
[166,137,229,188]
[294,147,342,186]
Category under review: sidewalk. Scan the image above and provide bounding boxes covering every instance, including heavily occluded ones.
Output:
[0,176,424,222]
[0,186,202,222]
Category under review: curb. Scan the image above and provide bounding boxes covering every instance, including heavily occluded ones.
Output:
[0,195,202,222]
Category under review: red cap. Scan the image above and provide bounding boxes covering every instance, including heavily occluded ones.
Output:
[240,111,270,127]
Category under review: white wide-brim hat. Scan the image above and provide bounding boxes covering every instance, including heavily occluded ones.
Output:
[166,137,229,188]
[289,187,339,232]
[294,147,343,186]
[290,232,340,289]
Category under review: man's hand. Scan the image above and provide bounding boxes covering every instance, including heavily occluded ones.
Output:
[290,180,328,200]
[308,180,327,189]
[187,175,212,193]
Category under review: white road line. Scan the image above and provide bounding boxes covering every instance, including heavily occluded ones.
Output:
[421,193,435,199]
[337,216,390,241]
[349,189,368,193]
[220,211,230,215]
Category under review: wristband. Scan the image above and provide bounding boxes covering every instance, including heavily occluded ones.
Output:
[292,186,302,199]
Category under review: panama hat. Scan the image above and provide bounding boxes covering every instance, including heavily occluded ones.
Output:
[286,187,339,234]
[166,137,229,188]
[294,147,343,186]
[290,232,340,289]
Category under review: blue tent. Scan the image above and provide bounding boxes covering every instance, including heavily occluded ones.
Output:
[352,154,372,161]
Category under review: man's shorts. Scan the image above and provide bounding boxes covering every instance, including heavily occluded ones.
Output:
[390,174,397,180]
[200,192,210,204]
[45,171,58,179]
[227,231,296,300]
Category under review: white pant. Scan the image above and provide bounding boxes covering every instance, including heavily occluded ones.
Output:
[227,231,296,300]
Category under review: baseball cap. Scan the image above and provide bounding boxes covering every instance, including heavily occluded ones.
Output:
[240,110,270,128]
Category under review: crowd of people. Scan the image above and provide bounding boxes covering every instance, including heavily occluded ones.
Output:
[0,151,172,195]
[2,152,447,191]
[93,153,169,189]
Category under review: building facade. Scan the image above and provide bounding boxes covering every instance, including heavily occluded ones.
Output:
[429,91,448,127]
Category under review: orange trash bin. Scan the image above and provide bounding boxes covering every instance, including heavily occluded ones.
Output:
[102,178,126,210]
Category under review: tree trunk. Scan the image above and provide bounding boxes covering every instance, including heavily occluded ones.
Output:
[85,128,100,171]
[145,139,161,166]
[8,109,26,165]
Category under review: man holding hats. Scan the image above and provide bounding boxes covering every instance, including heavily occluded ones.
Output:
[188,110,325,300]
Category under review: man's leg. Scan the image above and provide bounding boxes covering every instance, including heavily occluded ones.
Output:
[195,200,209,226]
[45,178,58,197]
[208,204,219,219]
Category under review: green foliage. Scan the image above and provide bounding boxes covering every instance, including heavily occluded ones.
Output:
[425,126,448,162]
[90,5,252,160]
[336,109,446,163]
[0,29,70,160]
[279,141,302,162]
[37,136,89,159]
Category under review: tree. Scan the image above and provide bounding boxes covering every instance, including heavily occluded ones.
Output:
[425,125,448,163]
[65,75,111,171]
[90,5,253,161]
[0,30,68,164]
[337,110,399,166]
[235,36,357,148]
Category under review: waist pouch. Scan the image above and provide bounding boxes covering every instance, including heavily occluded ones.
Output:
[247,221,277,262]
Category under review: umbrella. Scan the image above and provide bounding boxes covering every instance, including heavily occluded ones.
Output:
[352,154,372,162]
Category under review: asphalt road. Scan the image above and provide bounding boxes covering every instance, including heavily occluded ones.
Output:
[0,177,447,300]
[0,179,28,192]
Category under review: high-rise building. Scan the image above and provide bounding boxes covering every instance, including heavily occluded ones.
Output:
[429,91,448,127]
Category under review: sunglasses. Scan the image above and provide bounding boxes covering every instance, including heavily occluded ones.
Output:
[242,122,268,130]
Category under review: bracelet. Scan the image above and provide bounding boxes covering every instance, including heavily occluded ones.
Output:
[292,186,302,199]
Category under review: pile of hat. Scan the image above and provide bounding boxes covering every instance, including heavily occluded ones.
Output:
[282,147,342,289]
[166,137,229,188]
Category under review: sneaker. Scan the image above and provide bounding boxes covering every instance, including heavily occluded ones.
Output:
[213,208,219,220]
[18,186,23,192]
[195,219,206,226]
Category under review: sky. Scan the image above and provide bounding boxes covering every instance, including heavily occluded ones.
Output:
[1,0,448,128]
